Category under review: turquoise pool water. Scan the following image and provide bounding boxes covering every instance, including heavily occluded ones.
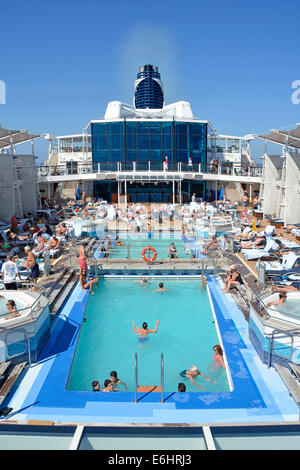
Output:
[67,278,230,393]
[0,298,24,317]
[108,238,189,259]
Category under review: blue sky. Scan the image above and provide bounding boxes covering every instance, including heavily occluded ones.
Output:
[0,0,299,162]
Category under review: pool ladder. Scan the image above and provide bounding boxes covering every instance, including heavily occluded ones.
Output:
[134,352,164,403]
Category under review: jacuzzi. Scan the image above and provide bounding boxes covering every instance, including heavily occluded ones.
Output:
[0,291,34,324]
[249,291,300,367]
[0,290,50,364]
[264,291,300,326]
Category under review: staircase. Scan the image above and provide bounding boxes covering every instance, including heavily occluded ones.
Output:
[223,182,243,203]
[54,181,78,204]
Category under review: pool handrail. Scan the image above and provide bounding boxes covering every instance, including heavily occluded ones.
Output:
[134,352,164,403]
[161,352,164,403]
[134,352,138,403]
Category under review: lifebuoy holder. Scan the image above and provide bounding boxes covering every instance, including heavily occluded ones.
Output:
[141,246,157,263]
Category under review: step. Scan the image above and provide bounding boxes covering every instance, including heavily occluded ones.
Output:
[137,385,162,393]
[49,270,75,310]
[50,273,77,316]
[0,361,11,378]
[274,363,300,406]
[0,362,26,406]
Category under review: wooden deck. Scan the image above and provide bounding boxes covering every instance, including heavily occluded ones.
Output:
[137,385,162,393]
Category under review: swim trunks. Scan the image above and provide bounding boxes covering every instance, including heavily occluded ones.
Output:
[78,258,87,269]
[30,263,40,279]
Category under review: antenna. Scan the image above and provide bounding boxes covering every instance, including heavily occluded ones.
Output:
[145,0,149,62]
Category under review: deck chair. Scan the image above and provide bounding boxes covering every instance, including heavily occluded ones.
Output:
[242,238,280,260]
[258,252,300,276]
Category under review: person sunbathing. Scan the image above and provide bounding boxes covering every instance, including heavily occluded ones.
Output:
[240,234,266,249]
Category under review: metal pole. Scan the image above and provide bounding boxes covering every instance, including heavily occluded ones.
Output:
[172,180,175,205]
[161,352,164,403]
[134,353,138,403]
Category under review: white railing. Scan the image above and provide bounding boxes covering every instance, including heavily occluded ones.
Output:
[37,162,262,179]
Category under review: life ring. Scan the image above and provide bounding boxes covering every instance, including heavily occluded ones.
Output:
[141,246,157,262]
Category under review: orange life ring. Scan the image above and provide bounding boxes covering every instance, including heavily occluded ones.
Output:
[141,246,157,262]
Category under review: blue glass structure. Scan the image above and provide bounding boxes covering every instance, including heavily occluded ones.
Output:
[91,120,207,165]
[88,64,209,202]
[134,65,164,109]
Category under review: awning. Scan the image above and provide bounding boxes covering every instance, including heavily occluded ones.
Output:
[0,126,40,149]
[258,124,300,150]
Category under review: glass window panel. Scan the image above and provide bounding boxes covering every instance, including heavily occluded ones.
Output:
[175,122,188,134]
[110,122,123,134]
[126,122,137,134]
[93,150,109,163]
[190,134,203,150]
[162,133,172,149]
[137,149,149,161]
[110,133,123,149]
[110,150,122,162]
[126,150,136,162]
[92,123,109,135]
[126,133,136,150]
[176,133,188,150]
[176,150,188,162]
[93,135,109,150]
[216,139,226,153]
[137,133,149,150]
[227,139,240,153]
[161,122,173,134]
[137,122,149,132]
[149,149,162,161]
[149,133,161,149]
[191,150,202,162]
[149,122,161,134]
[189,122,206,135]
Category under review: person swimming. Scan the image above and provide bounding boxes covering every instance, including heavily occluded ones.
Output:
[180,365,216,390]
[132,320,159,338]
[151,282,169,293]
[139,276,148,286]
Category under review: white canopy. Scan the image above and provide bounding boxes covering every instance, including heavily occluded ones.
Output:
[258,124,300,150]
[0,126,40,149]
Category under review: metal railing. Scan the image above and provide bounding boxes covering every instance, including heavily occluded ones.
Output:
[36,162,262,179]
[134,352,164,403]
[0,290,46,324]
[266,328,300,369]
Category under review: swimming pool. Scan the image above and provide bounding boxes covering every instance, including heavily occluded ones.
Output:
[109,239,190,259]
[67,278,230,393]
[93,233,206,260]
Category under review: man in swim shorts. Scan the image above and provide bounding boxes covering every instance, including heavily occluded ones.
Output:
[132,320,159,338]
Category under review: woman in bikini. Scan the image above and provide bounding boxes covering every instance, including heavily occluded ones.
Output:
[213,345,226,369]
[79,268,98,294]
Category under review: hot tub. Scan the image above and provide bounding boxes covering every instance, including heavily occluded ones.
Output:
[0,291,34,323]
[265,291,300,326]
[0,290,50,364]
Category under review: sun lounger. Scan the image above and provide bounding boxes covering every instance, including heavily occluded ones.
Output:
[258,252,300,276]
[242,239,281,260]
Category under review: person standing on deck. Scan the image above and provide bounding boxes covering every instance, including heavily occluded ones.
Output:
[24,246,39,292]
